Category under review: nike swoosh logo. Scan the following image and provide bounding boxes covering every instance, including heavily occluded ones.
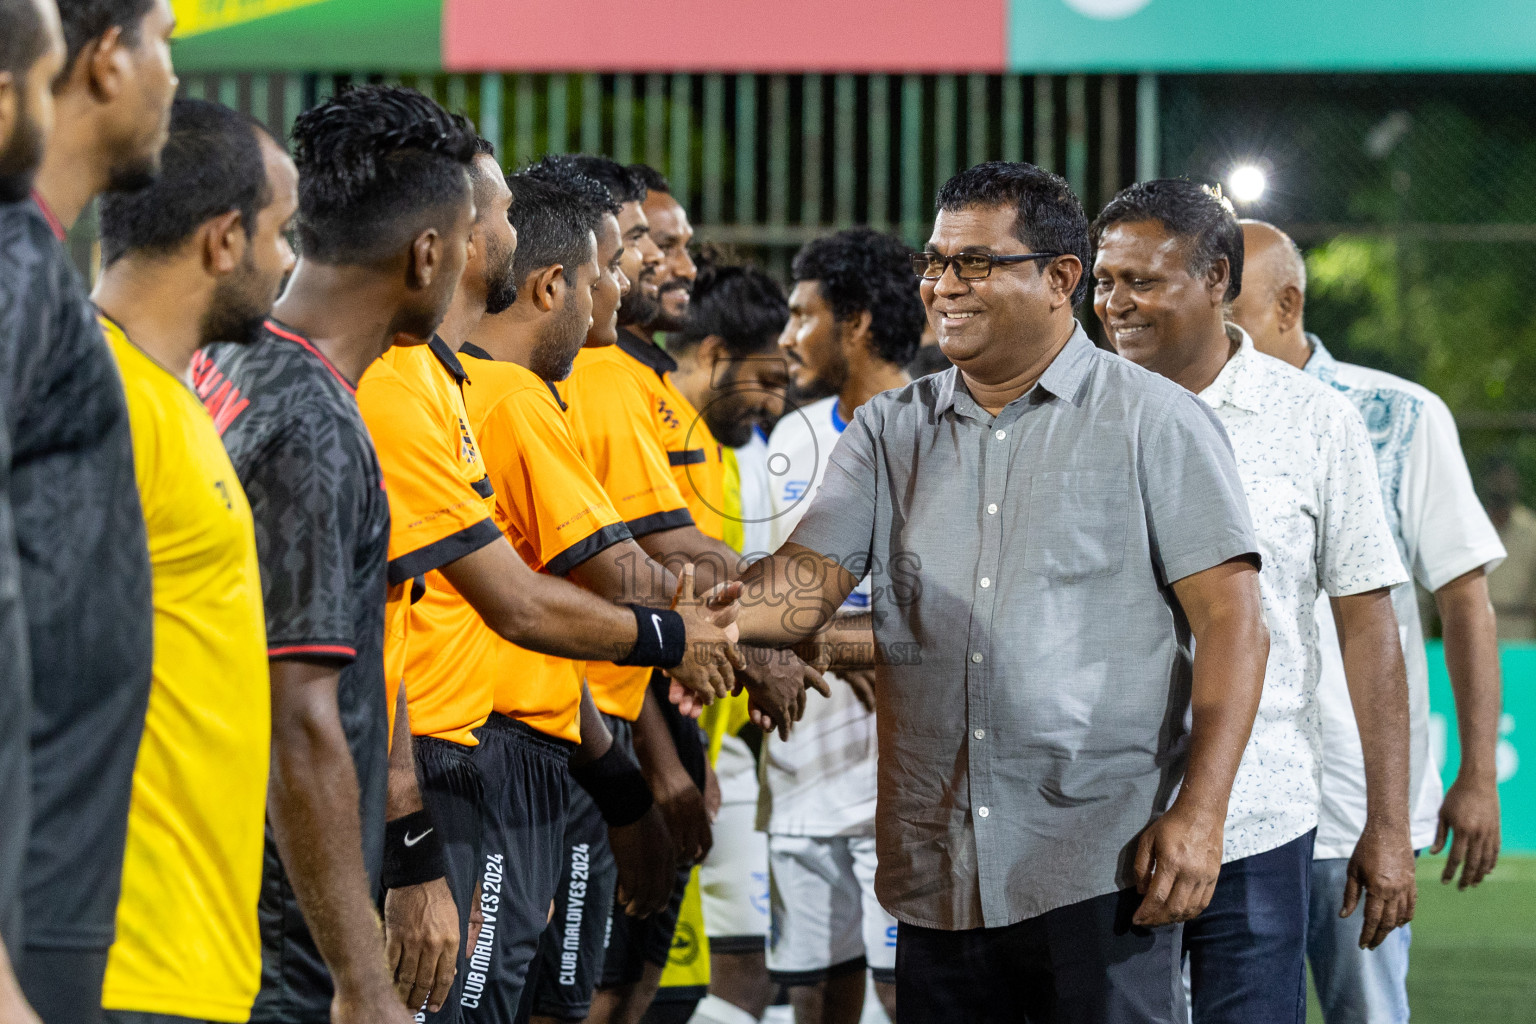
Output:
[404,829,433,847]
[651,613,665,645]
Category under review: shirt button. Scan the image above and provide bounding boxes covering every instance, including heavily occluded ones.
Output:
[987,503,998,515]
[974,729,985,740]
[995,429,1007,440]
[971,652,983,664]
[979,577,991,588]
[978,806,990,818]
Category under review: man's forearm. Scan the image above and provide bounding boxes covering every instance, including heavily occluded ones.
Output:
[1437,569,1502,784]
[269,708,393,999]
[1180,604,1267,816]
[1335,590,1413,829]
[572,682,614,767]
[631,688,691,787]
[813,612,877,670]
[734,547,855,649]
[638,526,740,593]
[386,683,424,819]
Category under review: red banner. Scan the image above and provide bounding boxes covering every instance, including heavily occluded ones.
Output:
[444,0,1006,72]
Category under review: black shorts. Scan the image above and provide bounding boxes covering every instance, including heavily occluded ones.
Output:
[17,946,108,1024]
[414,736,487,1024]
[520,716,626,1022]
[104,1013,213,1024]
[599,673,707,990]
[460,714,574,1024]
[597,863,692,988]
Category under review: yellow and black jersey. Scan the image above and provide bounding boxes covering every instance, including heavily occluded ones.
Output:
[561,330,699,721]
[102,317,269,1021]
[358,339,501,747]
[459,342,634,744]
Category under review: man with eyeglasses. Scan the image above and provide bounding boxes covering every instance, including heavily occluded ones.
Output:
[719,161,1270,1023]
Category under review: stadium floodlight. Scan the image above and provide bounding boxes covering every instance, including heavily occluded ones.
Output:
[1228,164,1268,204]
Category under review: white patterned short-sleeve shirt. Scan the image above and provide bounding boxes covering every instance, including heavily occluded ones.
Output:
[1304,338,1505,859]
[1198,325,1409,863]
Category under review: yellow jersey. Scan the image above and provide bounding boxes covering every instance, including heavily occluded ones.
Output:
[358,341,501,747]
[562,332,712,720]
[460,346,632,743]
[100,318,270,1021]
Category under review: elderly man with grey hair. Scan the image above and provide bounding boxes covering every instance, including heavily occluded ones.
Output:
[1231,220,1506,1024]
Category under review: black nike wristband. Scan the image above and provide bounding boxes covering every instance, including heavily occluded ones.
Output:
[569,742,655,827]
[382,809,447,889]
[614,605,686,668]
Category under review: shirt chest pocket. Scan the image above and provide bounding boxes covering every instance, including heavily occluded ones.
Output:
[1021,470,1130,581]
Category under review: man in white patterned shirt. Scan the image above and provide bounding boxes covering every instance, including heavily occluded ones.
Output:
[1233,220,1505,1024]
[1092,180,1415,1024]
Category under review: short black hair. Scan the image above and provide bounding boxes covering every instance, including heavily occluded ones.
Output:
[56,0,153,74]
[934,161,1092,305]
[99,98,274,266]
[674,258,788,359]
[567,154,647,204]
[0,0,51,77]
[523,155,621,228]
[1090,179,1244,302]
[290,84,478,266]
[461,127,504,219]
[506,170,598,286]
[792,227,924,367]
[627,163,671,197]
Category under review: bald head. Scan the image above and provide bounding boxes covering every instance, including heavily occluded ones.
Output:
[1229,219,1311,369]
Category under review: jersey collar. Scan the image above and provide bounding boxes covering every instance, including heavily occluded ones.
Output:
[615,325,677,379]
[264,318,356,394]
[429,335,470,383]
[830,399,849,434]
[459,340,568,410]
[30,190,65,241]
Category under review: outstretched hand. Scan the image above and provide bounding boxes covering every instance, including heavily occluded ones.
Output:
[664,564,745,704]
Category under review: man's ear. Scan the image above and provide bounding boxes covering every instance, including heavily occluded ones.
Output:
[699,334,729,369]
[85,26,130,105]
[201,209,246,276]
[0,73,17,149]
[529,264,565,313]
[408,227,445,290]
[1206,256,1233,305]
[841,309,874,358]
[1275,283,1305,333]
[1046,254,1084,311]
[463,219,483,274]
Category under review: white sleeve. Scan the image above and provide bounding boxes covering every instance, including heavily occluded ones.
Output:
[1401,391,1506,591]
[1315,391,1410,597]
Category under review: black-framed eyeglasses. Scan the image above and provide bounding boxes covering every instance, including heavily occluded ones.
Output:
[910,250,1062,281]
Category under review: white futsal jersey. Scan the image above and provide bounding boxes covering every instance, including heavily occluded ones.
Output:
[761,396,878,837]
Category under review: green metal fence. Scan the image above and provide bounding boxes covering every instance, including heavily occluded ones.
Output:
[175,70,1157,274]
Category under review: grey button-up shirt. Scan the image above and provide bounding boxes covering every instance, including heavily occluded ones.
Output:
[787,324,1259,930]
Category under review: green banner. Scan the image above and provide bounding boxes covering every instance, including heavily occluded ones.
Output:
[1428,642,1533,852]
[1008,0,1536,72]
[170,0,441,72]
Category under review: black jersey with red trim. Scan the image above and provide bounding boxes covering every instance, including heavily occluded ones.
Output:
[0,196,153,953]
[196,320,390,1020]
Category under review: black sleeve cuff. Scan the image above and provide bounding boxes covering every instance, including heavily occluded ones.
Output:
[546,522,635,577]
[623,508,694,539]
[387,518,503,585]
